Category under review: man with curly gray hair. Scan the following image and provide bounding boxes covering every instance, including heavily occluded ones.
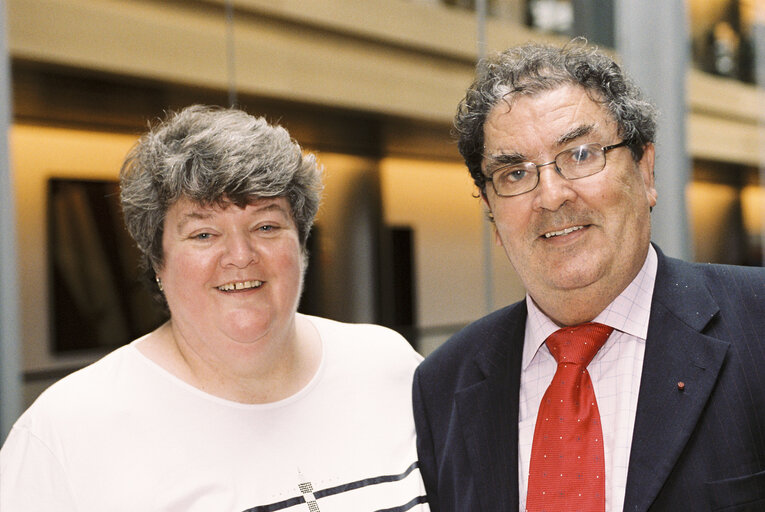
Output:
[413,41,765,512]
[1,105,430,511]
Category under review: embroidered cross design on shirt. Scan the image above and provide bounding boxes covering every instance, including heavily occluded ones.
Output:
[298,475,321,512]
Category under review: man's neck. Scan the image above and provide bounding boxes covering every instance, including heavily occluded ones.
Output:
[529,245,654,327]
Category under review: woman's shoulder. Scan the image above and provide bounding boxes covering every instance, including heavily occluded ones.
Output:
[302,314,422,368]
[17,344,144,426]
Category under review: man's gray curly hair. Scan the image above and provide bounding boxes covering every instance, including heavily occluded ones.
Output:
[454,40,658,193]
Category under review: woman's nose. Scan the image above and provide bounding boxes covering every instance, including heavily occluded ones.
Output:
[221,233,257,268]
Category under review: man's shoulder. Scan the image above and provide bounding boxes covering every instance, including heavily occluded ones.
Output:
[658,254,765,300]
[653,253,765,333]
[693,259,765,283]
[417,300,527,381]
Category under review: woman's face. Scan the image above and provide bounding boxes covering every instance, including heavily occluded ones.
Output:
[156,196,305,353]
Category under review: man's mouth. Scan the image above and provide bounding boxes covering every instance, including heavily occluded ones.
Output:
[217,280,263,292]
[543,225,585,239]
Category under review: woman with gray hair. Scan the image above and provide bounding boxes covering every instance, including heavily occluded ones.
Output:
[0,105,429,512]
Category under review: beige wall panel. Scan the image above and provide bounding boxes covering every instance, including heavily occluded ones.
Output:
[381,158,483,327]
[310,153,380,322]
[687,69,765,123]
[8,0,230,88]
[688,113,763,166]
[741,184,765,236]
[6,0,471,122]
[11,125,137,373]
[230,21,472,122]
[686,181,746,263]
[380,157,525,329]
[417,331,453,358]
[7,0,561,124]
[230,0,480,59]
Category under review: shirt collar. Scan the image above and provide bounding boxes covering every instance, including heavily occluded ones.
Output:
[522,244,658,370]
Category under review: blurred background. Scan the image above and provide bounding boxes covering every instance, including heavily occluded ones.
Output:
[1,0,764,439]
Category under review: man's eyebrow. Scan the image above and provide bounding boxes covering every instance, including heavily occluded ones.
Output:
[485,124,598,169]
[556,124,595,147]
[485,151,527,169]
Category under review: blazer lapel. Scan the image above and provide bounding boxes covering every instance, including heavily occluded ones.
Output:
[623,251,730,512]
[454,305,526,512]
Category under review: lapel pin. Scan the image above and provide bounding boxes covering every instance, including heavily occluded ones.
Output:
[677,381,685,391]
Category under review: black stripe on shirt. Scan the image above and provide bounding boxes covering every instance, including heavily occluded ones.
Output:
[241,495,306,512]
[374,495,429,512]
[241,462,424,512]
[313,461,420,499]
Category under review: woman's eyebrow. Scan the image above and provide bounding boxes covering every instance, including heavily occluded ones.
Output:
[175,211,213,232]
[250,201,290,218]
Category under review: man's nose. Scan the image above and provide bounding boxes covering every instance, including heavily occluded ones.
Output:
[531,162,577,211]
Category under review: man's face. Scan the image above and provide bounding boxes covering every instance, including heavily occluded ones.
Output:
[482,85,657,324]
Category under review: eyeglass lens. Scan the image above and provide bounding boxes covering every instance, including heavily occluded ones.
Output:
[489,143,612,197]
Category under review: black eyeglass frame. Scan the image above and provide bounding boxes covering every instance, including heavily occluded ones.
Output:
[484,140,631,197]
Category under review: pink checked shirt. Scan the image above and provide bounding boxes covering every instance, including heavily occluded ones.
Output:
[518,245,658,512]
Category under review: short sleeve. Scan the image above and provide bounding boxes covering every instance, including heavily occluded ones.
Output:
[0,424,78,511]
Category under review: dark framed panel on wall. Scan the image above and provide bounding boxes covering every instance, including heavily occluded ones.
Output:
[47,178,168,355]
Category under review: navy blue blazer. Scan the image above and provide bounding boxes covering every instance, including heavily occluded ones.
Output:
[413,246,765,511]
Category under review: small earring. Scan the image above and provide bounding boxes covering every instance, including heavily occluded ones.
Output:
[156,276,164,292]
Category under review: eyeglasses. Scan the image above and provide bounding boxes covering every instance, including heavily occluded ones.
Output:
[484,140,630,197]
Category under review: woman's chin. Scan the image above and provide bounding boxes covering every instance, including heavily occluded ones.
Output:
[221,315,295,349]
[221,325,271,346]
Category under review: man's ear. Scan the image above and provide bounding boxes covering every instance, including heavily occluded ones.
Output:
[481,189,490,209]
[481,191,496,223]
[638,143,657,208]
[480,192,504,246]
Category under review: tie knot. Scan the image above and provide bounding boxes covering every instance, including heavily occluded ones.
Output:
[545,322,613,366]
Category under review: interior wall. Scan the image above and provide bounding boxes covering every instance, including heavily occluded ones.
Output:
[6,0,565,127]
[687,181,748,263]
[11,124,138,404]
[687,159,765,266]
[380,157,525,355]
[308,152,382,324]
[741,183,765,235]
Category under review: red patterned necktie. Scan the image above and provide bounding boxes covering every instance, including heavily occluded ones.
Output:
[526,322,613,512]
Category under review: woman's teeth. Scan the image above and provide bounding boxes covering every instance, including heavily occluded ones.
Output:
[217,280,263,291]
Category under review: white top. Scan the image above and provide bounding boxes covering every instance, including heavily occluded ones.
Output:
[518,245,658,511]
[0,314,430,512]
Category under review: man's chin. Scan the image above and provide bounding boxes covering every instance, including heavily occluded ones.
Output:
[543,264,604,292]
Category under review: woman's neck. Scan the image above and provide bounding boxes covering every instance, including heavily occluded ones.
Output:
[137,316,322,404]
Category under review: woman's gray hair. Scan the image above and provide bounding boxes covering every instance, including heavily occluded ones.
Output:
[454,39,658,193]
[120,104,323,295]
